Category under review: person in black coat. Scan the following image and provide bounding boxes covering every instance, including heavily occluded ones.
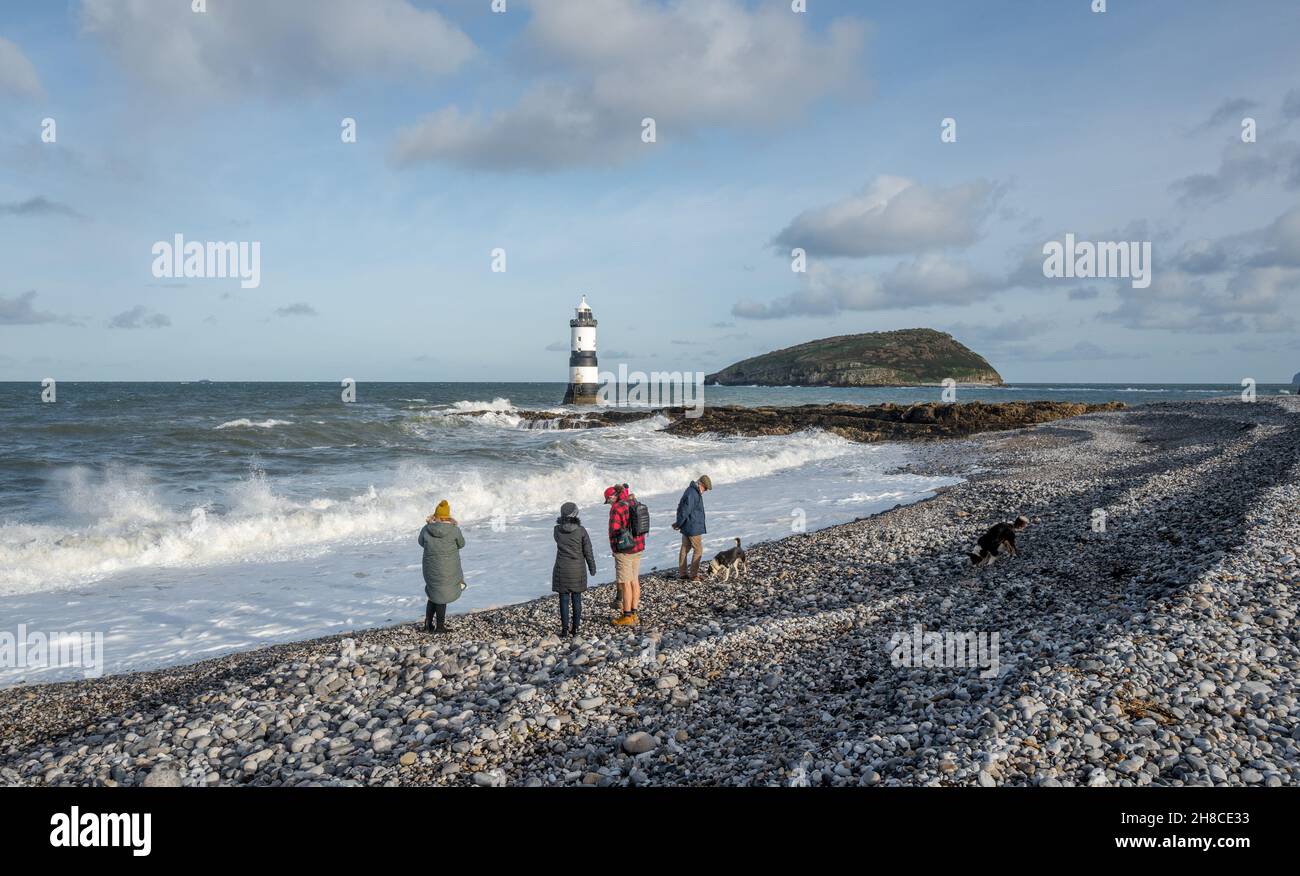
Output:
[552,501,597,637]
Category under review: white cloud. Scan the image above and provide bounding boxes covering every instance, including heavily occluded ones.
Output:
[108,305,170,329]
[1,196,85,219]
[877,254,1001,303]
[1221,266,1300,315]
[275,302,318,317]
[1283,89,1300,125]
[1191,97,1258,134]
[1096,205,1300,333]
[0,291,70,325]
[772,176,1001,258]
[524,0,865,127]
[945,318,1147,363]
[1248,205,1300,267]
[732,254,1000,320]
[733,265,879,320]
[0,36,44,99]
[1170,139,1300,206]
[1014,342,1148,363]
[1100,270,1243,334]
[393,0,866,170]
[394,85,626,172]
[946,316,1056,346]
[79,0,475,97]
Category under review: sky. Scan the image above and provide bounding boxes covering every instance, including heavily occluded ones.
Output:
[1,0,1298,383]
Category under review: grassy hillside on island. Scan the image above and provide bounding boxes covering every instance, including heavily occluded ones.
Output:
[704,328,1003,387]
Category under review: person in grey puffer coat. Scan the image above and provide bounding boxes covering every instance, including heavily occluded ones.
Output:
[552,501,596,636]
[418,500,465,634]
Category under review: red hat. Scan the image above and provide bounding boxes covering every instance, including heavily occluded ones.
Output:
[603,485,619,503]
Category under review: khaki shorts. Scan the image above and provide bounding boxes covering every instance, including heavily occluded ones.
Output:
[613,552,642,584]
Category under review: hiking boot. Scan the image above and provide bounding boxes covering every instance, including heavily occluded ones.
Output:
[611,613,637,626]
[434,623,451,634]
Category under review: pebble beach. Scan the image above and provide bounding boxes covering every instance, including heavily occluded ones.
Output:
[3,397,1297,787]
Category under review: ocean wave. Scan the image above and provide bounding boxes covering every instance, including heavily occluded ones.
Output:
[836,490,913,505]
[214,418,294,430]
[407,397,527,429]
[412,398,637,433]
[446,398,517,413]
[0,430,865,593]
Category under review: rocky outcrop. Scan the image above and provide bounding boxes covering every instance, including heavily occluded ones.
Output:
[662,401,1123,441]
[498,401,1124,443]
[705,328,1003,387]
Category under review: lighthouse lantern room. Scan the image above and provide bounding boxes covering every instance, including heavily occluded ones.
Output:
[562,295,599,405]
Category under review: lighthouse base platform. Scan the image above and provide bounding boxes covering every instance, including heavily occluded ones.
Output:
[563,382,600,405]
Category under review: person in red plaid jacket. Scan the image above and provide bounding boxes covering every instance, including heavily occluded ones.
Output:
[604,483,644,625]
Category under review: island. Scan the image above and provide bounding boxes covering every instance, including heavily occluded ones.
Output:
[704,328,1003,387]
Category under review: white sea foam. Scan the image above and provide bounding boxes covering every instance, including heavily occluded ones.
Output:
[446,398,516,413]
[0,426,868,594]
[214,418,293,430]
[416,398,628,432]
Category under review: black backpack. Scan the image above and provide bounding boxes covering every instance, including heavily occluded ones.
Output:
[630,500,650,537]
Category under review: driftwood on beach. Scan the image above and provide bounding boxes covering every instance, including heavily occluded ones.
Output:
[473,401,1127,443]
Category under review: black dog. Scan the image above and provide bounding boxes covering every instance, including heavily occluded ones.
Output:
[969,516,1029,566]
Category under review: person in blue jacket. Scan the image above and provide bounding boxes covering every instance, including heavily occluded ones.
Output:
[672,474,711,580]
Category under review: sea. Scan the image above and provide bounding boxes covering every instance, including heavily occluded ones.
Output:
[0,381,1290,685]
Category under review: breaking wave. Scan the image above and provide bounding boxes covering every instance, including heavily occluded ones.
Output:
[0,427,865,593]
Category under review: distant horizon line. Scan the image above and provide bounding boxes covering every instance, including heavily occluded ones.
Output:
[0,380,1295,386]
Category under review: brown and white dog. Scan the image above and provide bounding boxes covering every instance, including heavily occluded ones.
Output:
[707,538,749,582]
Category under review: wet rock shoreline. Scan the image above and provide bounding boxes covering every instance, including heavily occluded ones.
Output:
[485,400,1126,443]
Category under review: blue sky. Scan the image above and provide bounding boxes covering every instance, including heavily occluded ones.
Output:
[1,0,1298,382]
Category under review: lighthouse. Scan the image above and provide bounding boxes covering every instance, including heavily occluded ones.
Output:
[562,295,599,405]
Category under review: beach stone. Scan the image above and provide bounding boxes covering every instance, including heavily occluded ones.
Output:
[473,770,505,788]
[622,732,658,755]
[141,765,182,787]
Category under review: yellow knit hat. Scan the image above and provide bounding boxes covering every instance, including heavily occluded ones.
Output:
[434,500,451,520]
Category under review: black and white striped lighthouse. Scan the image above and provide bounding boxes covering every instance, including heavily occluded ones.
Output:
[562,295,599,405]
